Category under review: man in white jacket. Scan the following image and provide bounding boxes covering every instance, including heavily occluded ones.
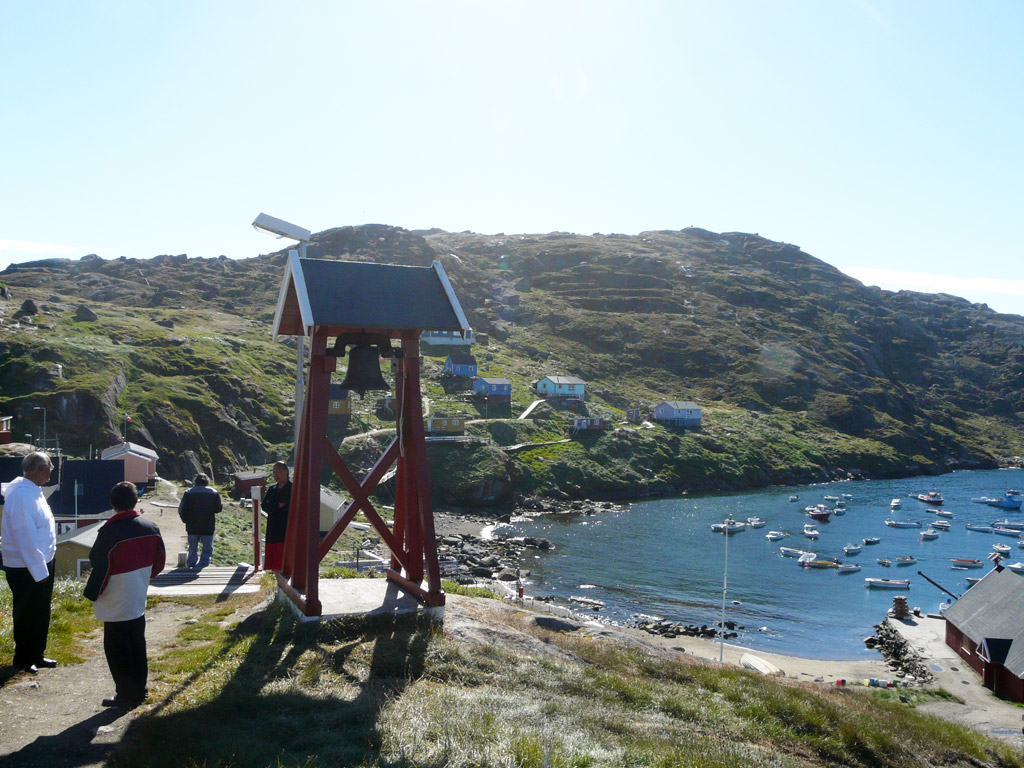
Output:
[1,452,58,674]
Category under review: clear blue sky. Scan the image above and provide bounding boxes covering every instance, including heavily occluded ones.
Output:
[2,1,1022,314]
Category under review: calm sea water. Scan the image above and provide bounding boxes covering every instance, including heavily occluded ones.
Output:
[510,468,1024,659]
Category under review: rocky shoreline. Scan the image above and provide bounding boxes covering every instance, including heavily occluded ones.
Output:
[862,618,934,685]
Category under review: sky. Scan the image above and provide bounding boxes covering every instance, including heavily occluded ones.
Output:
[2,1,1022,315]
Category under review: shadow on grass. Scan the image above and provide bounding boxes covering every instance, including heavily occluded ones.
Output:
[2,708,130,767]
[113,602,433,768]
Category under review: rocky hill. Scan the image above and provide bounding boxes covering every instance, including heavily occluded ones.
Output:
[1,225,1022,502]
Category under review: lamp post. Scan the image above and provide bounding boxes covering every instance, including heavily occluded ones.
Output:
[252,213,312,460]
[33,406,46,449]
[25,434,32,449]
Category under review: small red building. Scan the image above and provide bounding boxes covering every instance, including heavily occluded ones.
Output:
[232,470,267,500]
[943,567,1024,702]
[0,415,12,445]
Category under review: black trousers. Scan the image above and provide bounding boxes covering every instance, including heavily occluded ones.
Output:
[104,615,148,701]
[2,560,55,667]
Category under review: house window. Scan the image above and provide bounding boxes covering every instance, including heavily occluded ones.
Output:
[77,559,92,579]
[331,401,341,409]
[568,384,576,391]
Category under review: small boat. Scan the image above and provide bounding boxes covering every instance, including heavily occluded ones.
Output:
[917,491,944,505]
[807,506,831,522]
[823,495,840,502]
[1005,562,1024,574]
[1009,489,1022,495]
[890,498,902,509]
[802,558,840,569]
[885,519,921,529]
[803,528,820,539]
[990,519,1024,531]
[931,520,951,531]
[746,517,766,528]
[836,563,861,573]
[865,578,910,589]
[862,537,881,545]
[740,653,782,676]
[842,493,854,499]
[971,493,1022,511]
[780,546,809,558]
[843,544,862,555]
[895,556,916,566]
[877,558,891,567]
[765,530,786,541]
[965,524,993,533]
[920,529,940,541]
[832,506,846,516]
[993,543,1012,554]
[935,509,953,518]
[965,576,982,586]
[711,519,746,534]
[992,526,1022,539]
[789,495,800,502]
[950,558,985,569]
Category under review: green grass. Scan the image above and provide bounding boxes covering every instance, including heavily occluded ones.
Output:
[0,577,101,668]
[108,593,1024,768]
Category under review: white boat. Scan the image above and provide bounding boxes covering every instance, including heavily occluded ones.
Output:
[842,493,854,499]
[885,519,921,529]
[765,530,786,541]
[965,576,982,586]
[865,578,910,589]
[803,526,820,539]
[931,520,951,531]
[863,536,881,545]
[920,529,939,541]
[877,558,891,567]
[780,546,809,558]
[895,556,916,566]
[823,495,840,502]
[992,526,1023,539]
[740,653,782,676]
[836,564,861,573]
[917,491,944,505]
[950,558,985,569]
[993,543,1012,554]
[746,517,766,528]
[935,509,953,518]
[991,519,1024,531]
[843,544,862,555]
[1005,562,1024,574]
[832,507,846,516]
[965,524,993,533]
[711,519,746,534]
[889,498,902,509]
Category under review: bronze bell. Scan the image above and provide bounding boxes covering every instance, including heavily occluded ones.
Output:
[339,343,389,397]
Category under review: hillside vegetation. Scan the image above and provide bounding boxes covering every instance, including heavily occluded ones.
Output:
[1,225,1022,502]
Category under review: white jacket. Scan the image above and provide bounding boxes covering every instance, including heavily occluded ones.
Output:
[1,476,56,581]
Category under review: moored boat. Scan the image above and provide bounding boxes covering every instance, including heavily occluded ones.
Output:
[931,520,951,531]
[836,563,861,573]
[823,495,839,502]
[890,498,902,509]
[920,529,940,541]
[802,558,840,569]
[935,509,953,518]
[807,506,831,522]
[971,493,1022,511]
[863,536,881,545]
[895,556,916,566]
[1005,562,1024,574]
[865,577,910,589]
[991,519,1024,531]
[877,558,891,567]
[780,546,809,558]
[917,490,944,505]
[746,517,766,528]
[965,576,982,586]
[711,519,746,534]
[992,543,1012,554]
[992,526,1022,539]
[789,495,800,502]
[803,528,820,539]
[765,530,786,541]
[950,558,985,569]
[965,523,993,533]
[843,544,862,555]
[885,519,921,528]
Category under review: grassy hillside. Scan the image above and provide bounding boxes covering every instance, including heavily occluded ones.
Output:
[2,225,1022,501]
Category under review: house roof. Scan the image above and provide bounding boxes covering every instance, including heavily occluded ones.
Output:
[231,471,265,482]
[56,520,105,547]
[446,354,477,366]
[943,567,1024,677]
[271,255,471,339]
[328,385,351,399]
[101,442,158,461]
[320,486,347,513]
[657,401,701,410]
[477,377,511,385]
[541,376,585,385]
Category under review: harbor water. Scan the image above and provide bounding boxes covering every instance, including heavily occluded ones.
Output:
[510,468,1024,659]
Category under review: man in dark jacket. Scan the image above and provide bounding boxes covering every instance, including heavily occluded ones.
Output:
[85,481,165,707]
[177,473,222,570]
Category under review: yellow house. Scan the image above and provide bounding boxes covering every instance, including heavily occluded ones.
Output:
[424,417,466,435]
[55,521,104,578]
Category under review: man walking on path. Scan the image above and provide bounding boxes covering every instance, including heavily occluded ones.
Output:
[177,473,222,570]
[85,481,165,707]
[0,451,58,674]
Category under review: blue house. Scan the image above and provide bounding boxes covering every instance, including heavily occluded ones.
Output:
[533,375,585,400]
[473,377,512,398]
[444,354,478,377]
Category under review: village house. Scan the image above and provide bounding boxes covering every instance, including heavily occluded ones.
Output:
[652,401,702,429]
[943,567,1024,702]
[472,377,512,398]
[54,521,105,578]
[421,329,475,347]
[0,415,12,444]
[328,384,352,422]
[101,441,159,486]
[443,354,478,377]
[625,407,645,423]
[533,375,586,400]
[569,416,611,433]
[424,417,466,436]
[231,470,266,500]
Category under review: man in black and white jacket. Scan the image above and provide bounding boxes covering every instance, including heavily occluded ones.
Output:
[85,481,165,708]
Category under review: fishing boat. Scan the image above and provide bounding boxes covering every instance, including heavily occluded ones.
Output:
[950,558,985,569]
[992,526,1022,539]
[843,543,862,555]
[780,546,810,558]
[889,498,902,509]
[885,519,921,528]
[865,578,910,589]
[935,509,953,518]
[971,492,1022,511]
[1005,562,1024,574]
[992,543,1012,554]
[863,536,881,545]
[895,556,917,566]
[991,519,1024,531]
[711,519,746,534]
[836,563,861,573]
[789,495,800,502]
[877,558,891,567]
[931,520,951,531]
[803,527,820,539]
[965,524,993,533]
[917,490,944,505]
[802,558,840,569]
[823,495,840,502]
[806,506,831,522]
[746,517,766,528]
[920,529,940,541]
[765,530,786,541]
